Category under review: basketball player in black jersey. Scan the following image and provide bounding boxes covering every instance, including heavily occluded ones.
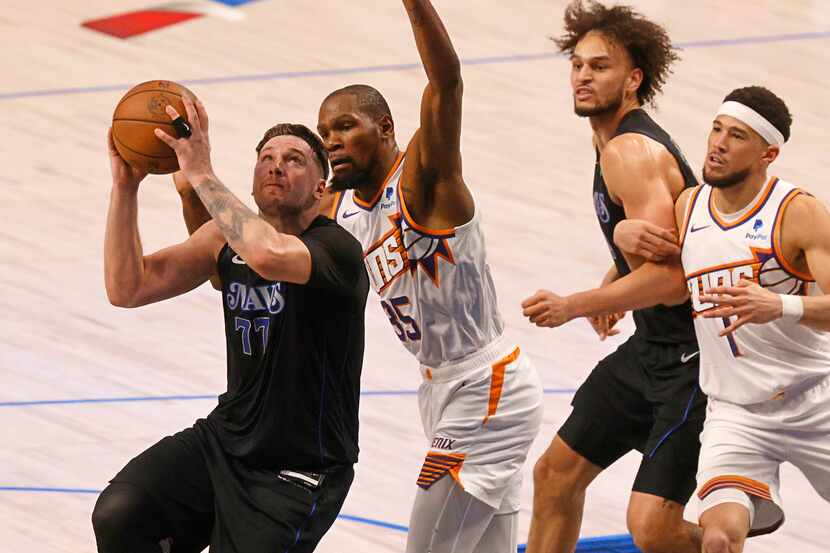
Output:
[94,97,368,553]
[521,3,704,553]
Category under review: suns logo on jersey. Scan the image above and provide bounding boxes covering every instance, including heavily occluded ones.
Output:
[365,214,410,292]
[363,213,456,292]
[686,247,772,314]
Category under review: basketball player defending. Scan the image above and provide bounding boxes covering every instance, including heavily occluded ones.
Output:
[319,1,544,551]
[95,101,368,553]
[598,86,830,552]
[521,3,704,552]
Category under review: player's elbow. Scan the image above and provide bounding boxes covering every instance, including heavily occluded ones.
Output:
[246,242,289,281]
[431,71,463,99]
[106,286,140,308]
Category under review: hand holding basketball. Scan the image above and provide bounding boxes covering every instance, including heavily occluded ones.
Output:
[154,96,214,185]
[111,80,199,174]
[107,127,148,192]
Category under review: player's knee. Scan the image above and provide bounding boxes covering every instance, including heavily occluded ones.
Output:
[91,484,144,546]
[532,451,581,504]
[628,521,676,553]
[701,526,739,553]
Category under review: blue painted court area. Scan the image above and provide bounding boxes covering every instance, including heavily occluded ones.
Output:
[0,486,639,552]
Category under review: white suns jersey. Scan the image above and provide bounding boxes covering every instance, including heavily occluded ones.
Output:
[681,176,830,404]
[330,155,504,369]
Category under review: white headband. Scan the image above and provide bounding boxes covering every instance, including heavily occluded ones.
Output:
[715,101,785,146]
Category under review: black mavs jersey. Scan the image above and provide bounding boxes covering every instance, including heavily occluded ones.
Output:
[206,216,368,471]
[593,109,697,343]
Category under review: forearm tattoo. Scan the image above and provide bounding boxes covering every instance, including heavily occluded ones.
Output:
[194,177,259,243]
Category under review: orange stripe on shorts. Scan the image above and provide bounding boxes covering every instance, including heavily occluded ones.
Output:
[698,475,772,502]
[483,347,520,425]
[416,451,465,490]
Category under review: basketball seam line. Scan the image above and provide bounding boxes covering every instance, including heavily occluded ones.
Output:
[113,118,178,125]
[112,132,175,160]
[118,88,185,105]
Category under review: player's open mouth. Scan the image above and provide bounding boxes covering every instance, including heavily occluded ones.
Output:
[574,86,593,100]
[330,158,353,171]
[708,154,725,166]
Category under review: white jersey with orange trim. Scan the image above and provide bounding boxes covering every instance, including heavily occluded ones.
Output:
[680,176,830,404]
[330,154,505,369]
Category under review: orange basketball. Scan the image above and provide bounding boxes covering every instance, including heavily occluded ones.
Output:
[111,80,197,175]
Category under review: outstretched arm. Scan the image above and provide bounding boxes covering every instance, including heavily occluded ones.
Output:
[401,0,473,228]
[522,262,688,328]
[104,129,220,307]
[522,185,693,328]
[154,97,314,284]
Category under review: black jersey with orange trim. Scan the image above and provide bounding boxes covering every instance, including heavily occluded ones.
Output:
[593,109,697,343]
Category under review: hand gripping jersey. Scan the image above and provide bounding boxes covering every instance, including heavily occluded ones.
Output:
[330,154,504,369]
[681,177,830,404]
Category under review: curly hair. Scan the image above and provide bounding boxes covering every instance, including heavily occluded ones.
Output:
[723,86,792,143]
[255,123,329,180]
[554,0,678,106]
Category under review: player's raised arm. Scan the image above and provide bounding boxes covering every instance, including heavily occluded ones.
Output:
[104,129,221,307]
[173,171,222,290]
[174,171,213,235]
[401,0,473,226]
[155,97,321,285]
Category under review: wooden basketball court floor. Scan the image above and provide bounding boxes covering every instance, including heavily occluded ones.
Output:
[1,1,829,551]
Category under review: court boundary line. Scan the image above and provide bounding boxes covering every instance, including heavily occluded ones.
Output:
[0,388,576,408]
[0,486,637,552]
[1,31,827,101]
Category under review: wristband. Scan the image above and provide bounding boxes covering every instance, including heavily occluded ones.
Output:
[780,294,804,323]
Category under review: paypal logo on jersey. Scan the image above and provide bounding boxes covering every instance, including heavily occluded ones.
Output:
[381,186,396,209]
[746,218,768,241]
[594,191,611,223]
[226,282,285,315]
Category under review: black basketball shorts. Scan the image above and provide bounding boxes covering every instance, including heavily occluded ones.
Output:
[109,421,353,553]
[558,334,706,505]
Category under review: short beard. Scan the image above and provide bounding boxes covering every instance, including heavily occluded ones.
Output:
[330,169,371,191]
[256,189,317,219]
[574,95,623,118]
[703,166,751,189]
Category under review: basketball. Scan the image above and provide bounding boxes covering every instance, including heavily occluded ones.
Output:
[111,80,197,174]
